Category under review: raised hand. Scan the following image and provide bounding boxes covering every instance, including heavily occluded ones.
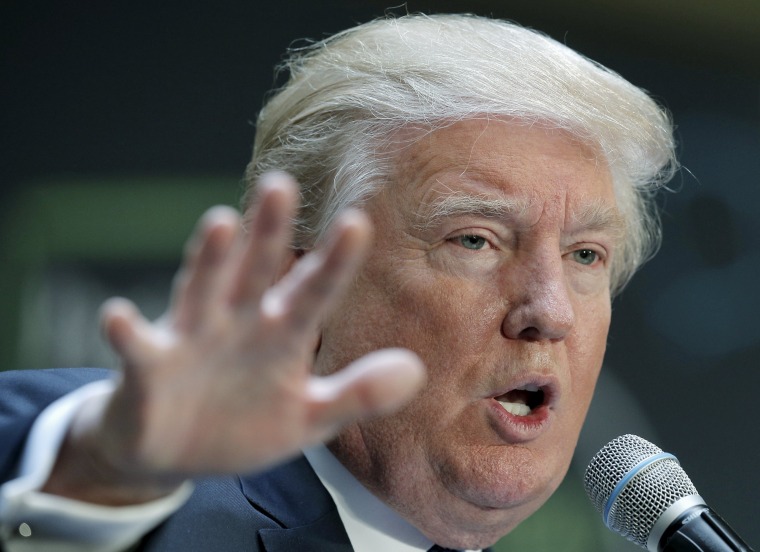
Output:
[43,172,425,505]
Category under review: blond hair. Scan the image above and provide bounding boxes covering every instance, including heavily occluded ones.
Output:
[244,13,677,295]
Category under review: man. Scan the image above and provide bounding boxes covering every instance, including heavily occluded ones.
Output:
[0,13,676,552]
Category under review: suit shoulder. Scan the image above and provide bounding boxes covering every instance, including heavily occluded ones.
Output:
[0,367,116,479]
[0,367,116,421]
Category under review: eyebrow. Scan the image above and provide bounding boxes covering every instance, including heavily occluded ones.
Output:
[414,192,530,231]
[414,191,627,240]
[569,200,627,241]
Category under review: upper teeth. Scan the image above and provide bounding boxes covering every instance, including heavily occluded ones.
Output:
[498,401,531,416]
[497,384,541,416]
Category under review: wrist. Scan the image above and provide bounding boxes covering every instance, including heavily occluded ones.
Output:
[42,391,185,506]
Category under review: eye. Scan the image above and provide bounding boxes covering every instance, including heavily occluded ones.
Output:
[572,248,599,266]
[456,234,488,250]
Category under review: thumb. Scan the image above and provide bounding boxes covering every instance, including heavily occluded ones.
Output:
[306,349,426,435]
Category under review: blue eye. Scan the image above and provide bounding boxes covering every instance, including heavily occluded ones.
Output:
[573,249,598,265]
[458,235,487,250]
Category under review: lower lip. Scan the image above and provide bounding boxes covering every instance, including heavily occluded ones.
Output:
[486,399,552,442]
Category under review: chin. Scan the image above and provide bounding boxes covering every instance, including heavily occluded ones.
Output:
[422,462,563,550]
[444,441,569,506]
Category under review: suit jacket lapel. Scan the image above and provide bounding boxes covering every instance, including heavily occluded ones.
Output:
[258,517,353,552]
[239,455,353,551]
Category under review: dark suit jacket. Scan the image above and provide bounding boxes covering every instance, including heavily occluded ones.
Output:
[0,368,352,551]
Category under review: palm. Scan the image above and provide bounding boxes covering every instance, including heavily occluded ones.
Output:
[97,173,424,477]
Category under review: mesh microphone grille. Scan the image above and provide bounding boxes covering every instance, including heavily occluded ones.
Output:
[583,434,699,548]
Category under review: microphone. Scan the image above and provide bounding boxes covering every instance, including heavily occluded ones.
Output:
[583,434,753,551]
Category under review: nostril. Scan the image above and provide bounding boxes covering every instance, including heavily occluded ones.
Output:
[516,326,541,341]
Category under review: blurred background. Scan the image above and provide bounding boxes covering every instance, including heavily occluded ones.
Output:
[2,1,758,550]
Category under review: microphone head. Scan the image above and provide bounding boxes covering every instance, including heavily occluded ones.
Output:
[583,434,700,549]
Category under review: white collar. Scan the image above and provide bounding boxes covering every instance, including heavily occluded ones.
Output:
[303,445,479,552]
[303,444,433,552]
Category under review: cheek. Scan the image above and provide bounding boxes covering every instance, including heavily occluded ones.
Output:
[567,296,611,413]
[322,258,503,369]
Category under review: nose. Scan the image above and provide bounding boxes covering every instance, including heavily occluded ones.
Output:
[501,252,575,341]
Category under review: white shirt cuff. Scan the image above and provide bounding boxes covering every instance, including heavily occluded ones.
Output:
[0,379,194,552]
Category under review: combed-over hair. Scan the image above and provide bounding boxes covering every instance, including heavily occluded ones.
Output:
[243,13,677,295]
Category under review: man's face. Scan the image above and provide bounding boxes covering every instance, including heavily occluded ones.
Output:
[315,119,622,548]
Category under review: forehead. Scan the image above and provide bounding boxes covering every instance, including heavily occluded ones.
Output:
[386,119,617,227]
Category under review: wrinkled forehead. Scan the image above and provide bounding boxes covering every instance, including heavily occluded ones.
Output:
[387,117,608,180]
[379,118,619,227]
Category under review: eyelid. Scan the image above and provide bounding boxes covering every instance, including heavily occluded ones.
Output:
[447,228,500,247]
[443,233,499,257]
[565,232,612,254]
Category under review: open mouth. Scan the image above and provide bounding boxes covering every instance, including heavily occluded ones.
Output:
[495,384,546,417]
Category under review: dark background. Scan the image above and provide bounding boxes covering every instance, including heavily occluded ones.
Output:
[2,1,758,549]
